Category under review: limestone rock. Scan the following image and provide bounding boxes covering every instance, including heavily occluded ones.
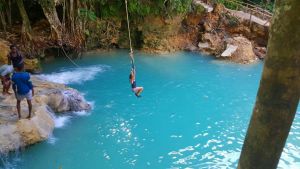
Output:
[0,124,22,153]
[16,119,43,145]
[213,3,226,14]
[45,89,91,112]
[185,44,198,51]
[221,44,238,57]
[199,33,225,55]
[24,58,41,73]
[198,42,210,49]
[185,13,204,27]
[225,36,257,64]
[14,106,54,146]
[203,22,213,32]
[0,39,10,64]
[254,46,267,60]
[0,77,91,153]
[140,15,193,53]
[193,0,213,13]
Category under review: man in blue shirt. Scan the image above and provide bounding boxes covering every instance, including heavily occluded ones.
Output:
[12,64,34,119]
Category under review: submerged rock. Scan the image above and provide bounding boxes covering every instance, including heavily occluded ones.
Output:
[0,77,91,153]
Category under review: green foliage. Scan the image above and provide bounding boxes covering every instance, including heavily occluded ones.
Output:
[84,29,90,36]
[215,0,242,10]
[192,4,206,15]
[79,8,97,21]
[94,0,123,18]
[243,0,275,12]
[93,0,193,18]
[223,13,239,27]
[215,0,274,12]
[265,3,274,12]
[259,1,274,12]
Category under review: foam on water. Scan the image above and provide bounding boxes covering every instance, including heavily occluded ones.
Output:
[87,101,95,109]
[73,111,90,116]
[37,65,109,84]
[47,134,58,145]
[50,110,93,129]
[53,116,71,128]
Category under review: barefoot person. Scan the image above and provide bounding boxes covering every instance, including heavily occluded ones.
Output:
[129,67,143,97]
[8,45,24,69]
[0,64,13,95]
[12,64,34,119]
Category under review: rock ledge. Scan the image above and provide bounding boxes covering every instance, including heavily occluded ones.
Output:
[0,77,91,153]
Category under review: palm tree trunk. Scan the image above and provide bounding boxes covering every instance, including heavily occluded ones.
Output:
[238,0,300,169]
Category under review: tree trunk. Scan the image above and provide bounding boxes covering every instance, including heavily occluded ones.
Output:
[16,0,32,41]
[6,0,11,26]
[238,0,300,169]
[62,0,66,30]
[69,0,74,34]
[38,0,62,43]
[0,11,6,33]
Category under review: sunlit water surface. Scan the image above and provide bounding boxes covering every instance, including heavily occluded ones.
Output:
[1,51,299,169]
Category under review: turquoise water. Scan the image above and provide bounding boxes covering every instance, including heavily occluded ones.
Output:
[1,51,300,169]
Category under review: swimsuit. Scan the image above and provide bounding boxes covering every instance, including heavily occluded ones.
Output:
[131,81,136,89]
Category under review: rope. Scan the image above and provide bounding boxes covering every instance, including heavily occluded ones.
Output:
[61,47,80,68]
[125,0,135,69]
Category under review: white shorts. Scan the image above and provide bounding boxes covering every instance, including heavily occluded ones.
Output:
[0,65,13,76]
[16,90,32,101]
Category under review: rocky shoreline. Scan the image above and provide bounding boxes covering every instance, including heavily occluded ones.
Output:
[0,77,91,153]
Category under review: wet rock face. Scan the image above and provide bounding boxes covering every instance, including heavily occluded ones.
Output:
[63,90,91,112]
[46,89,91,113]
[0,77,91,153]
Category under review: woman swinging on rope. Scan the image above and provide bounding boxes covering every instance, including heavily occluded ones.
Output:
[129,52,143,97]
[125,0,143,98]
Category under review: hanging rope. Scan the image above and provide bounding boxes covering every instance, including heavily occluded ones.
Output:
[125,0,135,69]
[61,47,80,68]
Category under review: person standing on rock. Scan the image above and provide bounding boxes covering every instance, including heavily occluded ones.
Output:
[0,64,14,95]
[12,64,34,119]
[7,45,24,69]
